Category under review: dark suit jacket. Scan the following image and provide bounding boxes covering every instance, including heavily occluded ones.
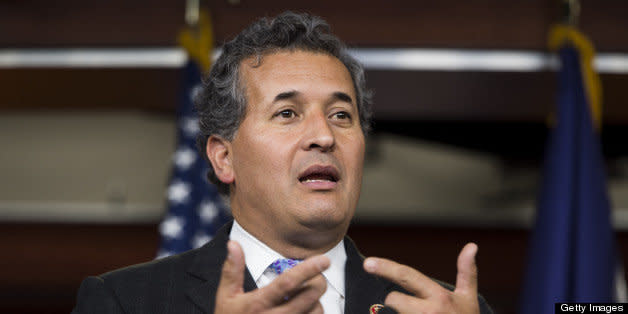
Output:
[72,221,492,314]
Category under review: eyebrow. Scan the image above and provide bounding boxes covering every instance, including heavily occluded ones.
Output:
[272,90,354,104]
[273,90,299,103]
[332,91,353,104]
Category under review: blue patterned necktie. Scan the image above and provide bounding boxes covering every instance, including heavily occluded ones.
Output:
[269,258,302,275]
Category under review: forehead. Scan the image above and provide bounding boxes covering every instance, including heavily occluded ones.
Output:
[238,50,356,105]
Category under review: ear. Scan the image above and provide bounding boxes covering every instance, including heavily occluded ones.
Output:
[206,135,235,184]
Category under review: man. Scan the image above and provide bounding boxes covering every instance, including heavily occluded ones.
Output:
[73,12,492,314]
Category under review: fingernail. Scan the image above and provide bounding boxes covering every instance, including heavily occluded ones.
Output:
[364,259,377,272]
[471,243,478,257]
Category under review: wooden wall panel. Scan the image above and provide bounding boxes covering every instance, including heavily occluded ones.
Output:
[368,70,555,121]
[0,223,160,313]
[0,68,179,112]
[0,0,184,47]
[1,1,627,51]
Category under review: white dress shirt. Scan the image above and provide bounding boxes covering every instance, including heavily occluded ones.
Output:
[229,220,346,314]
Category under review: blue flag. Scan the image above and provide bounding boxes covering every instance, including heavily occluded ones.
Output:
[519,32,617,312]
[156,58,230,258]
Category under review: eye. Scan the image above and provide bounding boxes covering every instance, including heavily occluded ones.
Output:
[331,111,352,120]
[274,109,297,119]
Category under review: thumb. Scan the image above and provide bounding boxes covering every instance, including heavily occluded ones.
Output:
[217,240,246,297]
[454,242,478,295]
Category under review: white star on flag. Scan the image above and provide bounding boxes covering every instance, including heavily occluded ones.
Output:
[160,216,184,239]
[193,232,213,249]
[198,201,219,223]
[189,86,202,103]
[173,147,197,170]
[168,181,191,204]
[181,117,200,137]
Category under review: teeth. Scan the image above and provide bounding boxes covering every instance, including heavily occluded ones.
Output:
[303,179,332,183]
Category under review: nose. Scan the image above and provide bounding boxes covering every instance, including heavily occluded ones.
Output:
[302,111,335,152]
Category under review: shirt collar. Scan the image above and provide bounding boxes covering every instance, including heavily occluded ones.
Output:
[322,237,346,297]
[229,220,346,297]
[230,220,283,283]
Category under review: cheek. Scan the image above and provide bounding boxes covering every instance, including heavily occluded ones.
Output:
[235,134,294,184]
[347,135,366,173]
[258,145,291,178]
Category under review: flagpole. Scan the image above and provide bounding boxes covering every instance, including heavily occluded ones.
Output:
[185,0,200,27]
[561,0,580,26]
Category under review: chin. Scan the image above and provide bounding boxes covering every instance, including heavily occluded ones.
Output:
[296,203,353,231]
[291,212,351,250]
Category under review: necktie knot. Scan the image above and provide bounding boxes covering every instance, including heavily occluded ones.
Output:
[269,258,302,275]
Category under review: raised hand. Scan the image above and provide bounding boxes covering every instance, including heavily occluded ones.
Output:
[215,240,330,314]
[363,243,480,314]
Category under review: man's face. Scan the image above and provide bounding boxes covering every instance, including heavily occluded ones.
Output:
[228,50,365,243]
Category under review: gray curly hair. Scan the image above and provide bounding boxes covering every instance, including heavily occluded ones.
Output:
[195,11,372,195]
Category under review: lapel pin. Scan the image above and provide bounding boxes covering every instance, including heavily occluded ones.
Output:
[369,304,385,313]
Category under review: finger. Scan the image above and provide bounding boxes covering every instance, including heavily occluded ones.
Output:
[258,255,330,304]
[384,291,428,314]
[455,242,478,295]
[290,302,323,314]
[364,257,441,298]
[273,275,326,314]
[216,240,246,298]
[308,302,324,314]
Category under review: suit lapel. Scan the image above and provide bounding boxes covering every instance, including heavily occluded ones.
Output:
[185,221,257,313]
[343,236,398,314]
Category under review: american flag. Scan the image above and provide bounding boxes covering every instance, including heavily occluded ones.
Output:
[156,58,230,258]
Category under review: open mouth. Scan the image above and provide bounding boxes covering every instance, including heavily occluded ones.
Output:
[298,165,340,184]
